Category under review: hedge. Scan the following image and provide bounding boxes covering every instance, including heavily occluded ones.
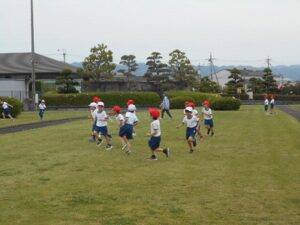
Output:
[167,91,220,104]
[220,94,249,100]
[253,94,300,101]
[0,96,24,118]
[43,92,161,107]
[210,97,241,110]
[170,96,196,109]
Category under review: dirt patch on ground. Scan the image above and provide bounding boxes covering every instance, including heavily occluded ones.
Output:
[0,117,85,135]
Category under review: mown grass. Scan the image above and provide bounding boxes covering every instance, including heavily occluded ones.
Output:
[0,106,299,225]
[0,110,88,128]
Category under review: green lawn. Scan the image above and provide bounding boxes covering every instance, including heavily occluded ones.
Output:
[0,106,299,225]
[0,110,88,128]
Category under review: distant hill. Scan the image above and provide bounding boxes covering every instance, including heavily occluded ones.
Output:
[71,62,300,81]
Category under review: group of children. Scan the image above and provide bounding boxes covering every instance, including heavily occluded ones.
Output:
[88,96,215,160]
[264,95,275,115]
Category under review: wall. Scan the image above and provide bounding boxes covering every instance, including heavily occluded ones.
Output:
[0,79,27,101]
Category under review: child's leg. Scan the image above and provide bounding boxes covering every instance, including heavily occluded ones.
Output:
[187,137,193,152]
[8,114,14,121]
[210,126,214,136]
[2,112,5,119]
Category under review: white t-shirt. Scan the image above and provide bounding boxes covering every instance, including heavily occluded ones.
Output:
[151,119,161,137]
[93,110,108,127]
[202,108,213,120]
[270,99,275,105]
[90,109,97,120]
[183,115,199,128]
[115,113,125,126]
[39,103,46,110]
[264,99,269,105]
[125,111,138,125]
[2,102,9,109]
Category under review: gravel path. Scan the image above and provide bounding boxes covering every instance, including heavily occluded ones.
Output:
[0,117,85,135]
[277,105,300,121]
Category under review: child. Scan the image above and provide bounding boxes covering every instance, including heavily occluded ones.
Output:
[38,100,46,120]
[176,106,199,153]
[270,95,275,114]
[264,95,269,114]
[187,102,204,140]
[201,101,214,136]
[147,108,170,160]
[88,102,97,142]
[0,99,14,121]
[119,104,139,154]
[111,105,126,148]
[92,101,113,150]
[126,99,137,136]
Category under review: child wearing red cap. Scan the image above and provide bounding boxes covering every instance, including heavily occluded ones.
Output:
[112,105,126,149]
[126,99,137,136]
[201,101,214,136]
[177,106,199,153]
[264,95,269,114]
[270,95,275,114]
[147,108,170,160]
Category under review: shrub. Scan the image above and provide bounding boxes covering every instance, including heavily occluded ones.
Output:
[43,92,161,107]
[210,97,241,110]
[0,96,24,118]
[220,93,249,100]
[168,91,219,105]
[170,96,196,109]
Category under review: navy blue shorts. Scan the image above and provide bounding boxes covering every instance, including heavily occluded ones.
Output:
[119,124,133,139]
[3,108,10,115]
[186,126,197,140]
[94,126,109,136]
[148,136,161,150]
[204,119,214,127]
[39,109,45,117]
[91,121,97,131]
[270,104,274,109]
[264,105,268,112]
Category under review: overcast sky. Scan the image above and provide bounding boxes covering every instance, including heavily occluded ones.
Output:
[1,0,300,66]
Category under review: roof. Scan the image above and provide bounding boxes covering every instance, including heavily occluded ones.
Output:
[0,52,78,74]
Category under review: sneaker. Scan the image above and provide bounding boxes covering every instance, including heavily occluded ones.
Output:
[121,143,128,151]
[163,148,170,158]
[125,149,131,154]
[147,155,158,161]
[193,139,197,147]
[97,139,103,147]
[132,132,136,137]
[105,145,113,151]
[189,149,194,154]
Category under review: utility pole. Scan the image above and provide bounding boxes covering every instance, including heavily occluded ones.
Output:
[207,52,219,85]
[266,56,271,68]
[58,49,67,64]
[30,0,36,110]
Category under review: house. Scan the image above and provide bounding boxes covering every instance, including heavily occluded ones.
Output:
[0,52,79,101]
[212,68,282,90]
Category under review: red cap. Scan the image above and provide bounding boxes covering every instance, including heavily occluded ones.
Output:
[112,105,121,113]
[126,99,135,105]
[202,101,209,106]
[148,108,160,118]
[93,97,101,103]
[187,102,196,107]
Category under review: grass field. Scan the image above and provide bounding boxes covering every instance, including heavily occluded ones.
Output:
[0,106,299,225]
[0,110,88,128]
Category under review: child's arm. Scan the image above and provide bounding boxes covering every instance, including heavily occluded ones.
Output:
[7,103,13,108]
[147,129,158,137]
[176,122,184,129]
